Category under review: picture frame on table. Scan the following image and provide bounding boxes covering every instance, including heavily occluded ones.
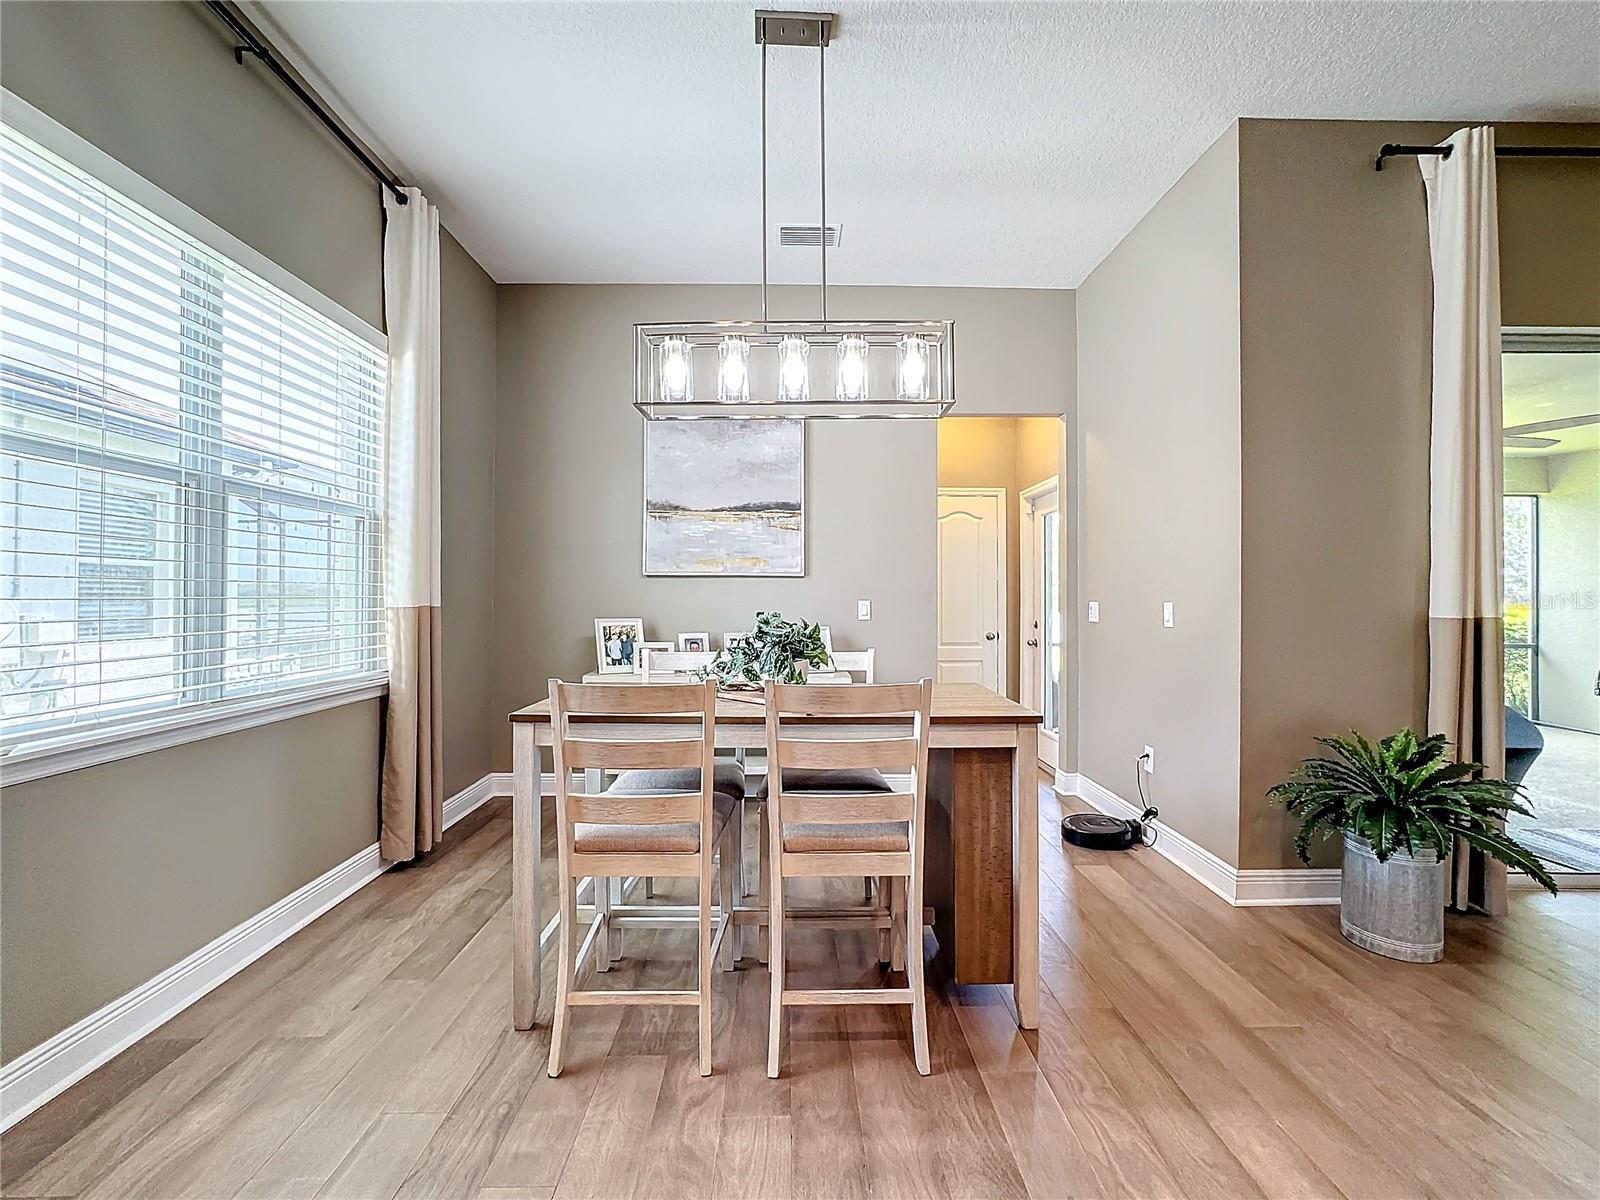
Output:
[594,618,646,674]
[722,632,749,651]
[677,632,711,654]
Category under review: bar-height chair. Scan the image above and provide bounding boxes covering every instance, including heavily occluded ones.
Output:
[546,678,736,1078]
[763,678,934,1077]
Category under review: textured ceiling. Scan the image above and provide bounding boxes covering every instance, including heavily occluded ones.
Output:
[1504,352,1600,457]
[253,1,1600,287]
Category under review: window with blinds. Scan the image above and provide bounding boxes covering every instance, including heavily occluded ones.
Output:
[0,122,387,759]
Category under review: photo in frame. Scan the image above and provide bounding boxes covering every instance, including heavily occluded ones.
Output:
[677,632,711,654]
[594,618,646,674]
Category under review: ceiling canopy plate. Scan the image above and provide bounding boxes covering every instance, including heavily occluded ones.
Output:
[755,9,834,47]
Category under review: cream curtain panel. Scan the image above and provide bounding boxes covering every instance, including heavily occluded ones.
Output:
[380,187,444,862]
[1419,127,1508,915]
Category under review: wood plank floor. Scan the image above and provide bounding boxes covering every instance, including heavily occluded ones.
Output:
[4,779,1598,1199]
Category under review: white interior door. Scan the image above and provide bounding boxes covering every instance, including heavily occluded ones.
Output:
[937,488,1005,692]
[1020,480,1061,771]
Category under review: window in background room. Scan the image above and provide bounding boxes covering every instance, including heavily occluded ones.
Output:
[1502,493,1537,718]
[0,120,386,761]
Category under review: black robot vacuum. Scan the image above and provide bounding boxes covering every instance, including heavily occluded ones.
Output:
[1062,807,1158,851]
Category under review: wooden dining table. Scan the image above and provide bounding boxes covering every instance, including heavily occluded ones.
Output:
[508,681,1043,1031]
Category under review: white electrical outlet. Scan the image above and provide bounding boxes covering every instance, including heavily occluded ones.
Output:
[1087,601,1100,623]
[857,599,871,621]
[1142,745,1155,774]
[1162,601,1174,628]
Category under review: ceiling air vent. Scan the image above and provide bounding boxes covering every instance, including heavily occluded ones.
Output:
[776,223,843,248]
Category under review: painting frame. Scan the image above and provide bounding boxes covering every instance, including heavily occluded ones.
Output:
[594,618,646,675]
[641,419,806,577]
[677,632,711,654]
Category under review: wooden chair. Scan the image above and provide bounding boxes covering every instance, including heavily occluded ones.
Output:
[763,678,934,1077]
[827,648,876,683]
[546,678,736,1078]
[636,648,716,680]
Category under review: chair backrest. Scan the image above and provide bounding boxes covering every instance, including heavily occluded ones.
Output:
[637,648,716,680]
[827,649,876,683]
[762,679,933,861]
[548,678,718,856]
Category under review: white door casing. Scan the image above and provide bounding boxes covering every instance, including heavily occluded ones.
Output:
[1020,478,1061,771]
[937,488,1005,692]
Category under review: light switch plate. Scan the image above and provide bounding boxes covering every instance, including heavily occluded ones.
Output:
[1162,602,1174,628]
[1088,601,1100,623]
[857,599,871,621]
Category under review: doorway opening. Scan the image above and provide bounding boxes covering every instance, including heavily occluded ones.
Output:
[1501,331,1599,880]
[935,416,1066,772]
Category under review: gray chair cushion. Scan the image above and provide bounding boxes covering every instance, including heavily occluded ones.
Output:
[575,792,738,854]
[782,820,909,853]
[758,767,892,799]
[608,763,747,800]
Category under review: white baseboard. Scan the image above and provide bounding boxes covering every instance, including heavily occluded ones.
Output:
[1,770,514,1132]
[1056,772,1341,908]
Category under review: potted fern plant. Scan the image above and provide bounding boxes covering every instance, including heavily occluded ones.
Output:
[703,611,830,690]
[1269,728,1556,963]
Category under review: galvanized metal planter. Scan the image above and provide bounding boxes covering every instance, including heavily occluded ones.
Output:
[1340,832,1446,963]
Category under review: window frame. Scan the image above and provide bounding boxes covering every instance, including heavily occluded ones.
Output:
[0,91,387,786]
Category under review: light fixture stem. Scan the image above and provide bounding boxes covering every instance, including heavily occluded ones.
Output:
[760,42,768,324]
[818,29,827,324]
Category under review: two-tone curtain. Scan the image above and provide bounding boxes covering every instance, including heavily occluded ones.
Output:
[380,187,444,862]
[1419,127,1508,915]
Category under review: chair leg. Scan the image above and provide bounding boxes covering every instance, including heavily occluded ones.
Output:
[905,871,930,1075]
[645,876,655,899]
[757,804,770,964]
[609,876,625,963]
[547,870,576,1078]
[767,872,785,1079]
[741,798,755,898]
[717,819,736,972]
[876,875,892,965]
[595,876,612,972]
[699,842,714,1077]
[890,877,907,973]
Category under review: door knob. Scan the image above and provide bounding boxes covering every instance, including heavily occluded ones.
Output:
[985,632,998,641]
[1026,638,1039,647]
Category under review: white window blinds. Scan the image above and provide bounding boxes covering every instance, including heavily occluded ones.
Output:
[0,123,387,759]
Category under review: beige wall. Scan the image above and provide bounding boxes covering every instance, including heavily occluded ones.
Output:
[0,704,380,1060]
[1234,118,1600,869]
[440,230,500,795]
[491,284,1071,767]
[937,417,1061,700]
[1075,124,1244,866]
[0,2,497,1056]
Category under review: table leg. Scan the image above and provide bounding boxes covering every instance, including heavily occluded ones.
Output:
[512,723,541,1030]
[1012,724,1040,1029]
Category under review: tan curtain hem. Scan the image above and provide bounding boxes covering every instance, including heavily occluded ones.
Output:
[381,605,444,862]
[1429,615,1507,915]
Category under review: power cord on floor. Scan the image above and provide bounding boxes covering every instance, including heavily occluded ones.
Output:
[1135,755,1159,848]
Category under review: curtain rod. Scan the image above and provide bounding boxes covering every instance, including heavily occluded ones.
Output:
[1375,143,1600,171]
[203,1,409,205]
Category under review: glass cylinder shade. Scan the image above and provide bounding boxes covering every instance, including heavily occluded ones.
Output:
[897,334,930,401]
[836,334,870,401]
[777,335,810,402]
[717,335,750,402]
[658,335,693,403]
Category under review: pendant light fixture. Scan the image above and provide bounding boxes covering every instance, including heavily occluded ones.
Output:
[635,10,955,420]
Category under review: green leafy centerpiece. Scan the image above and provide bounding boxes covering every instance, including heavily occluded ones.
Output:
[704,611,829,689]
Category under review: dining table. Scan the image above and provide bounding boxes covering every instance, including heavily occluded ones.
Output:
[507,680,1043,1031]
